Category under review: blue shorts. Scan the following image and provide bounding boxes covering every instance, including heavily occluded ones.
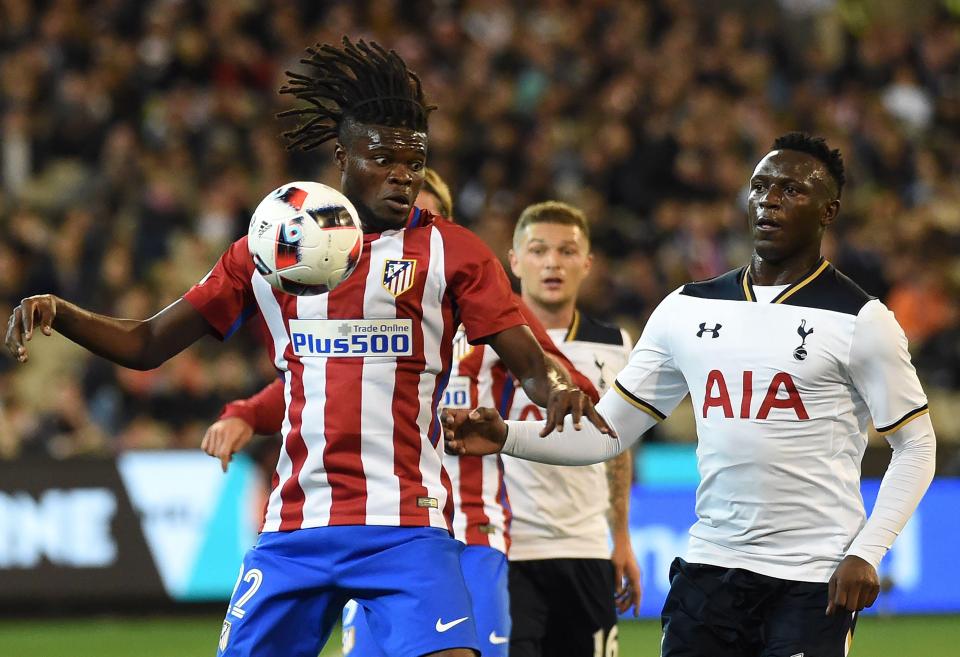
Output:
[217,525,478,657]
[343,545,510,656]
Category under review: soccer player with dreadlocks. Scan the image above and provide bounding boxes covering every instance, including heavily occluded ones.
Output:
[200,168,607,657]
[5,38,610,657]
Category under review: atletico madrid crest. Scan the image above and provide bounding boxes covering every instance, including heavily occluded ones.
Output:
[219,620,232,652]
[382,259,417,296]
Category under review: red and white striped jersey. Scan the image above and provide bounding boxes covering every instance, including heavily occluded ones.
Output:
[219,293,598,554]
[186,208,524,533]
[443,301,601,554]
[442,331,514,553]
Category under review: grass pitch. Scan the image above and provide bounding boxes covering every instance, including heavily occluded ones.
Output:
[0,614,958,656]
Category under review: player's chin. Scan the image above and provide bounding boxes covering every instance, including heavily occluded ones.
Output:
[535,288,569,305]
[752,238,789,261]
[377,201,410,225]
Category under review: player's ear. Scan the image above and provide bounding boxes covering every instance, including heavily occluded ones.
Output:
[508,248,521,278]
[334,143,347,172]
[821,199,839,227]
[583,251,594,275]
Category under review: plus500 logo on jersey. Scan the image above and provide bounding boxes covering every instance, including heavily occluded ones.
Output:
[289,319,413,357]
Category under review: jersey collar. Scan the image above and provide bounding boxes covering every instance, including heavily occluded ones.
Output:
[563,309,582,342]
[406,206,437,229]
[406,206,422,228]
[740,257,830,304]
[364,207,433,242]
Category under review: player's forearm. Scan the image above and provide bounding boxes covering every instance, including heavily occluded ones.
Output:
[606,450,633,537]
[491,325,575,406]
[846,414,936,568]
[503,407,631,467]
[53,299,158,369]
[519,355,575,407]
[502,386,659,464]
[503,417,622,464]
[55,298,209,370]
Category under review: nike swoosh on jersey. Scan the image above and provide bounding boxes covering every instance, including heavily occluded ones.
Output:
[488,631,509,644]
[435,616,469,632]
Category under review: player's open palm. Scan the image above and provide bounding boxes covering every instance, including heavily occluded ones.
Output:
[542,387,614,438]
[443,407,507,456]
[202,417,255,472]
[826,555,880,615]
[6,294,58,363]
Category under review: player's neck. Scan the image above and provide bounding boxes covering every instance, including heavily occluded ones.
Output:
[360,214,405,234]
[749,249,823,286]
[522,292,576,330]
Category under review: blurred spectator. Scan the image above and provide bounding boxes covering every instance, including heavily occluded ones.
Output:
[1,0,958,456]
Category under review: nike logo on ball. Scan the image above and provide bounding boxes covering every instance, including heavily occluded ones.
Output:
[435,616,469,632]
[489,631,508,644]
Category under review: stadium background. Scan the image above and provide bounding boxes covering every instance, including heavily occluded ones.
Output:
[1,0,959,655]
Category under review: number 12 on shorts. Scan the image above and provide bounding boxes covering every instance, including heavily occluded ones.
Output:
[230,564,264,619]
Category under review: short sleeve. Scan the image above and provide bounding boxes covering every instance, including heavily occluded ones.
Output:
[220,377,286,435]
[183,237,258,340]
[442,225,524,343]
[847,300,929,434]
[611,290,689,422]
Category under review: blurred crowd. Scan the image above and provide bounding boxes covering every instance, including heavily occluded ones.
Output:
[1,0,959,460]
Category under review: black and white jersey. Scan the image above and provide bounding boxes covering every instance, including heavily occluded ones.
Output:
[505,312,632,561]
[612,259,928,582]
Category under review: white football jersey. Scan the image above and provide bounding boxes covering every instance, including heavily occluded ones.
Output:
[612,260,928,582]
[504,312,632,561]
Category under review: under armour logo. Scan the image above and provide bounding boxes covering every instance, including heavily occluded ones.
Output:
[697,322,722,338]
[794,320,814,360]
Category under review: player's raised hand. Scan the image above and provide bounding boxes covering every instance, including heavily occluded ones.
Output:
[202,417,255,472]
[826,555,880,615]
[542,386,615,438]
[443,407,507,456]
[5,294,58,363]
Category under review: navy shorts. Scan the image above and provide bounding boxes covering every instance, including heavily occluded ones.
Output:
[661,557,857,657]
[508,558,618,657]
[216,525,479,657]
[343,544,510,656]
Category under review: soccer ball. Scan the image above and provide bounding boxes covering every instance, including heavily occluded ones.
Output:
[248,182,364,296]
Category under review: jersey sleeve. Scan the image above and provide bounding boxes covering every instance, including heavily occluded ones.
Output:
[519,298,600,402]
[442,225,525,344]
[609,290,690,426]
[502,297,685,464]
[219,377,286,435]
[845,413,935,568]
[847,300,929,434]
[183,237,258,341]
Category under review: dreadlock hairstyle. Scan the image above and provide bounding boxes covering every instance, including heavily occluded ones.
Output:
[771,132,846,198]
[278,37,436,151]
